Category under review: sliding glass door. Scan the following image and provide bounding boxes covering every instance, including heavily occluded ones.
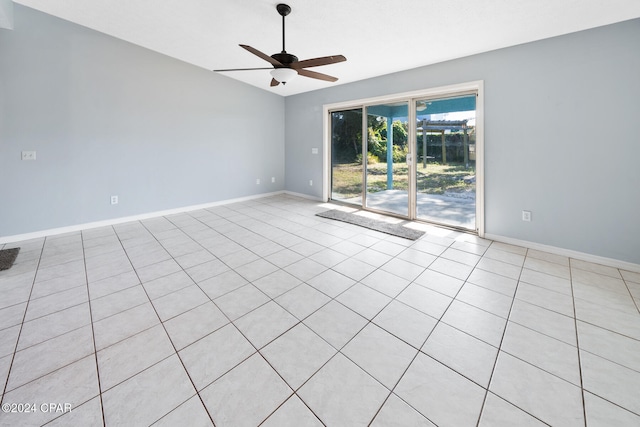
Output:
[330,108,363,205]
[364,102,409,217]
[414,94,476,229]
[328,85,481,233]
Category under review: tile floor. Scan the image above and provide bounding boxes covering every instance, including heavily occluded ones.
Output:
[1,194,639,426]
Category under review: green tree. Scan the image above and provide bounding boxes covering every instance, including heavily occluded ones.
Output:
[331,110,362,162]
[392,120,408,146]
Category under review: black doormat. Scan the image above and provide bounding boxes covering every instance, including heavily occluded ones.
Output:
[0,248,20,271]
[316,210,425,240]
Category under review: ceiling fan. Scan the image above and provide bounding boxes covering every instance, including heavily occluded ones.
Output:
[214,3,346,87]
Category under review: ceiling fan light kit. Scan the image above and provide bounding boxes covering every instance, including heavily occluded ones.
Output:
[270,67,297,85]
[214,3,346,87]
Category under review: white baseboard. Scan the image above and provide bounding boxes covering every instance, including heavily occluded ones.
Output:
[4,194,637,274]
[485,233,640,273]
[0,191,285,245]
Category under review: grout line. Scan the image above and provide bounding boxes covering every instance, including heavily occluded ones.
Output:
[568,258,588,427]
[620,274,640,316]
[79,230,107,427]
[474,244,528,427]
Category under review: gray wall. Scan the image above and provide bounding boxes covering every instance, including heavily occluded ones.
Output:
[1,5,285,237]
[285,19,640,264]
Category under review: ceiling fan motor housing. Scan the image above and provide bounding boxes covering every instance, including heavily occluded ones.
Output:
[271,52,298,67]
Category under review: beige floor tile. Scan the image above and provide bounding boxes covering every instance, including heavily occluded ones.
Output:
[373,300,437,349]
[275,284,330,320]
[501,322,581,386]
[213,284,269,320]
[298,353,389,427]
[490,352,584,427]
[179,323,255,390]
[153,395,214,427]
[163,302,228,350]
[1,356,99,426]
[479,392,547,426]
[234,301,298,349]
[519,268,572,295]
[583,391,640,427]
[200,353,292,427]
[396,283,452,319]
[422,322,498,387]
[343,323,417,389]
[97,324,175,391]
[151,285,209,321]
[580,350,640,415]
[45,396,103,427]
[102,355,196,426]
[6,325,94,391]
[304,301,368,349]
[395,352,486,427]
[92,302,159,351]
[261,323,336,389]
[361,269,410,298]
[336,283,391,320]
[370,393,436,426]
[261,395,324,427]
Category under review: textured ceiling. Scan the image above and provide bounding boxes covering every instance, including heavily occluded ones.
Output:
[14,0,640,96]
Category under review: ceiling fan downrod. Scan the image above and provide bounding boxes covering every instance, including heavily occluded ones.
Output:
[276,3,291,54]
[271,4,297,67]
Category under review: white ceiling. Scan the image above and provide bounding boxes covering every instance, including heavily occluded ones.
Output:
[14,0,640,96]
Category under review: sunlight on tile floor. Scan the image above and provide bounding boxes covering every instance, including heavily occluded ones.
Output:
[1,194,639,426]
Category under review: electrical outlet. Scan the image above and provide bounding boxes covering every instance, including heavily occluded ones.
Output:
[256,178,260,185]
[111,195,119,205]
[309,180,313,186]
[21,151,36,161]
[522,210,531,222]
[271,177,275,183]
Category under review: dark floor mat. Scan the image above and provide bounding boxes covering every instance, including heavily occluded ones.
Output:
[0,248,20,271]
[316,210,425,240]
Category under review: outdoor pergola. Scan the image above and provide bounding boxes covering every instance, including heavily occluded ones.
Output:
[416,119,470,167]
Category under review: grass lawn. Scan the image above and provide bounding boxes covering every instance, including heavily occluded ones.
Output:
[332,162,475,199]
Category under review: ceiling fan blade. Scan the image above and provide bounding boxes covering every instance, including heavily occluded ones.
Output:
[270,78,280,87]
[297,68,339,82]
[292,55,346,69]
[240,44,283,67]
[213,67,273,72]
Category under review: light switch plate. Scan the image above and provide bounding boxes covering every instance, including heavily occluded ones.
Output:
[311,148,318,154]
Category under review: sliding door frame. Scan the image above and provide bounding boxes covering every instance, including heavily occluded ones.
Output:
[323,80,484,237]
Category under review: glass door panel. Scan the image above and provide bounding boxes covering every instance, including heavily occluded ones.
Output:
[365,102,410,216]
[330,109,363,205]
[415,94,476,230]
